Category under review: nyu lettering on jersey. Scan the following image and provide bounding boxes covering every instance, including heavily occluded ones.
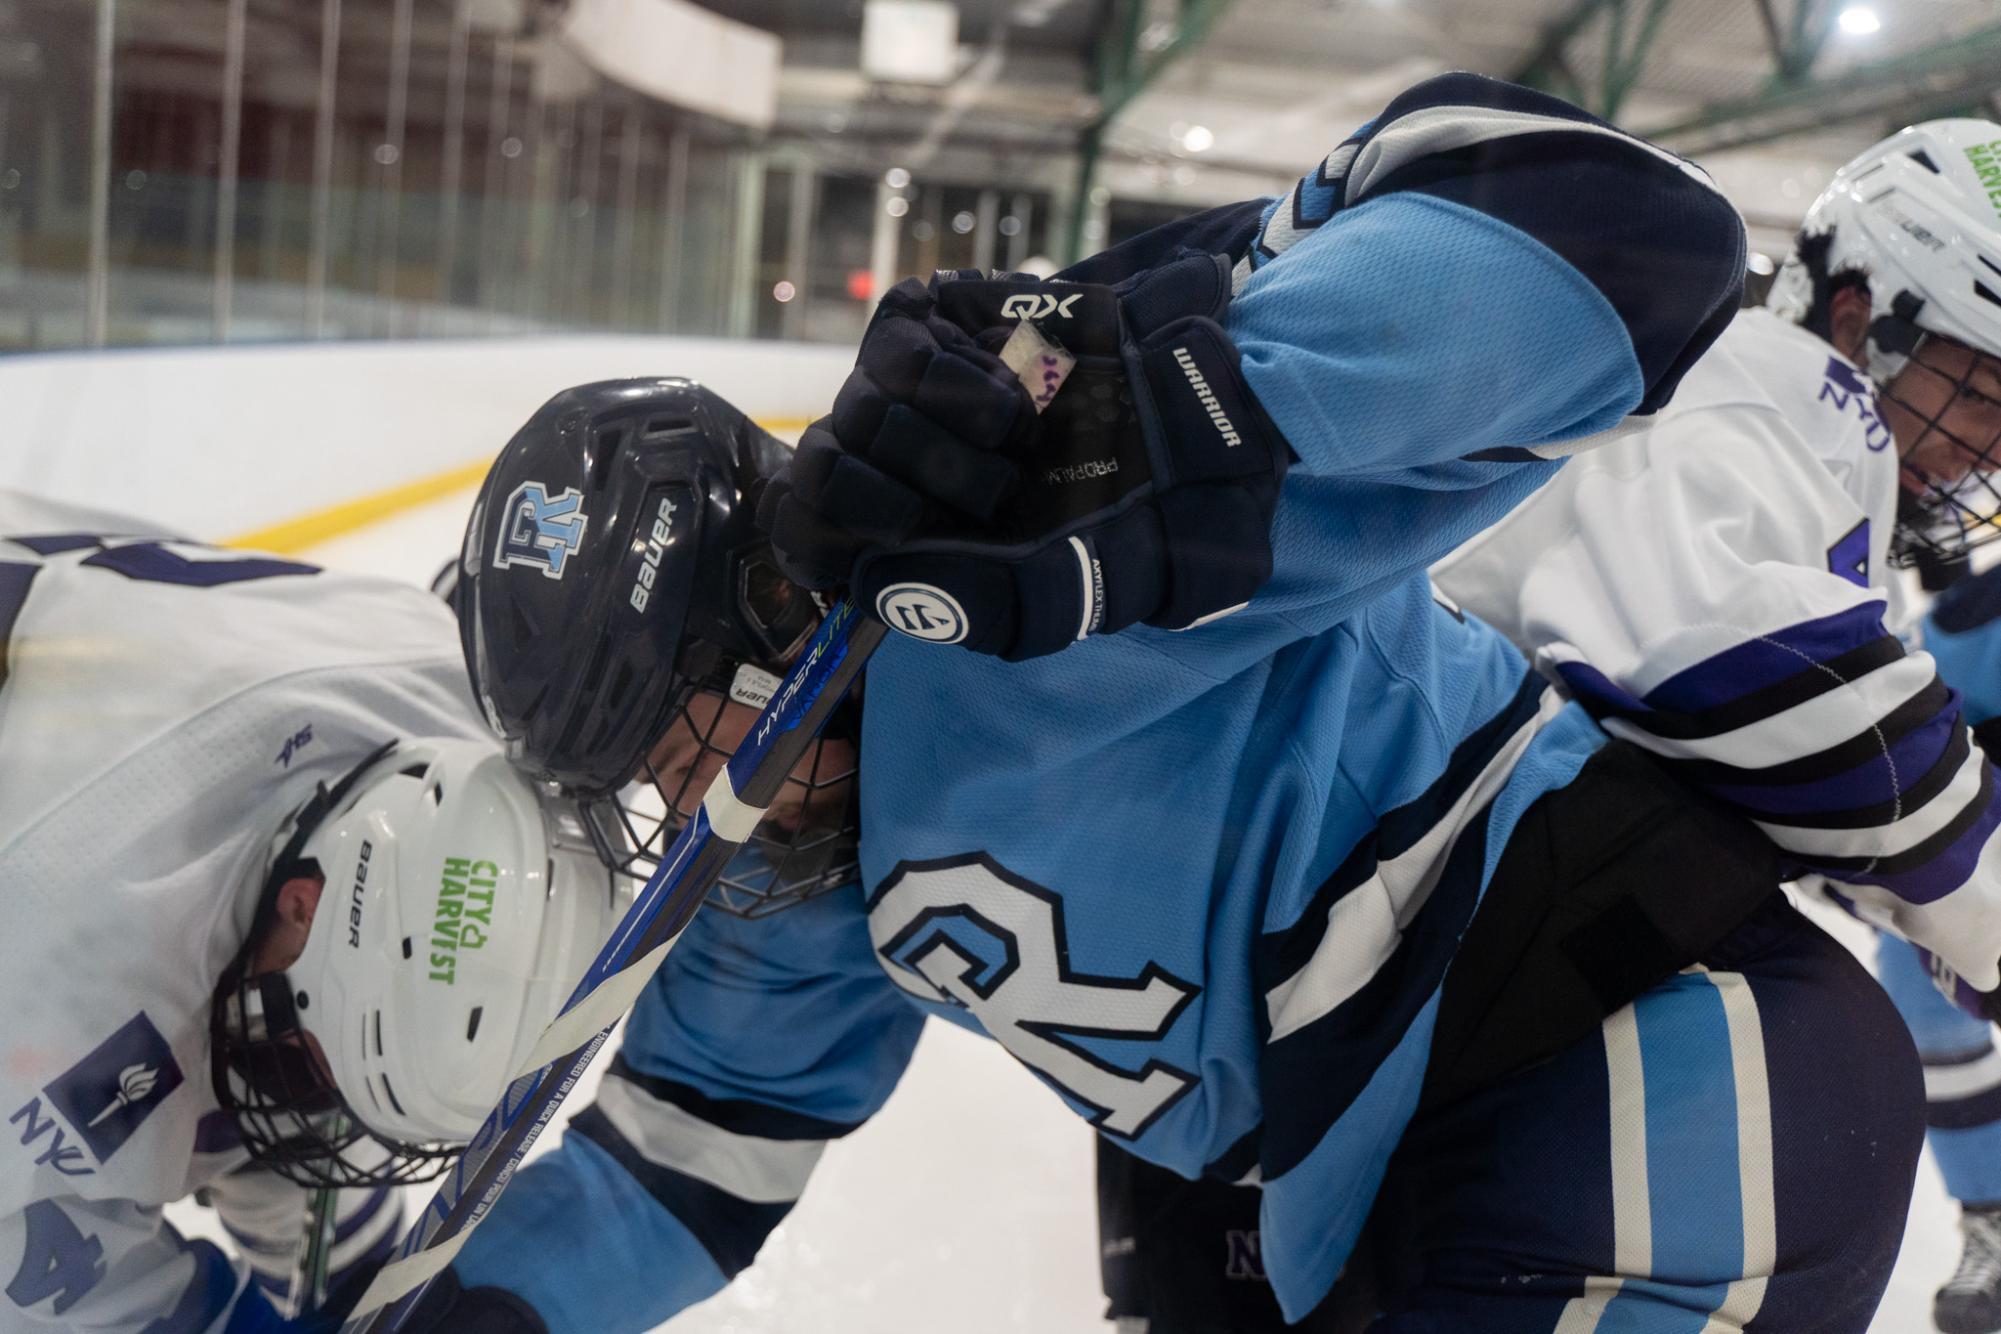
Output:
[0,490,487,1333]
[1435,310,2001,991]
[451,74,1750,1329]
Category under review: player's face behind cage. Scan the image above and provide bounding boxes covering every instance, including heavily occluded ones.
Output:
[1881,331,2001,564]
[455,377,857,917]
[211,969,456,1188]
[582,661,861,920]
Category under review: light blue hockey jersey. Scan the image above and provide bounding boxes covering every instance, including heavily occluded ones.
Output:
[1926,568,2001,732]
[451,73,1748,1328]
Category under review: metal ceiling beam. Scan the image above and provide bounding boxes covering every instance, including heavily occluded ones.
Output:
[1064,0,1238,263]
[1511,0,1608,94]
[1643,21,2001,155]
[1510,0,1679,121]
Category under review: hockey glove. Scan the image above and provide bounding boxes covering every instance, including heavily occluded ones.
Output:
[368,1268,549,1334]
[758,254,1291,660]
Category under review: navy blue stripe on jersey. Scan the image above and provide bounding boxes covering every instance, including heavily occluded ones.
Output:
[1559,663,1953,792]
[1704,713,1970,818]
[606,1052,864,1142]
[6,533,116,555]
[1366,129,1744,414]
[1259,804,1491,1178]
[1543,587,2001,912]
[1719,722,1971,831]
[1558,635,1906,742]
[1257,670,1548,992]
[0,560,35,694]
[157,1239,236,1332]
[1644,601,1893,711]
[80,543,318,586]
[329,1216,398,1293]
[192,1111,242,1154]
[1810,768,2000,898]
[1240,72,1740,416]
[570,1105,789,1278]
[332,1183,395,1244]
[1056,198,1270,287]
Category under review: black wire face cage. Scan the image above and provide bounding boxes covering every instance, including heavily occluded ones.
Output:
[1877,313,2001,568]
[209,968,460,1188]
[580,662,862,919]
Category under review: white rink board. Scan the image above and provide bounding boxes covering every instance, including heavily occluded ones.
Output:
[0,337,852,541]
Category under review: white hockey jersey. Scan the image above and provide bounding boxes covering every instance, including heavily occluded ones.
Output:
[1433,309,2001,987]
[0,493,486,1331]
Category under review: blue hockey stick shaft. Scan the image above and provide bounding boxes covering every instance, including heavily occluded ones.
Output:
[342,600,885,1332]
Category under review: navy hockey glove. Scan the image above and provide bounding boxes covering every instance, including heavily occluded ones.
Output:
[759,254,1290,660]
[373,1268,548,1334]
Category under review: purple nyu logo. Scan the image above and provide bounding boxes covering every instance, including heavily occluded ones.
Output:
[10,1014,184,1173]
[1820,357,1894,452]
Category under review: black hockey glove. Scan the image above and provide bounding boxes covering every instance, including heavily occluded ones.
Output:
[758,254,1291,660]
[280,1265,544,1334]
[373,1268,548,1334]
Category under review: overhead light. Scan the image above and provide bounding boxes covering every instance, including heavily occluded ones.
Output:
[1837,5,1880,34]
[1746,252,1776,276]
[885,166,911,189]
[773,280,797,303]
[886,196,910,218]
[1180,124,1214,153]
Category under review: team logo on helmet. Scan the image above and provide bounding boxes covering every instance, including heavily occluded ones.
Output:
[494,481,589,580]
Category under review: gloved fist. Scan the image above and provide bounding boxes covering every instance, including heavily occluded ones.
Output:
[758,253,1290,660]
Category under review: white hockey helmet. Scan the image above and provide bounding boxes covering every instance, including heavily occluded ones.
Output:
[215,738,628,1183]
[1768,119,2001,562]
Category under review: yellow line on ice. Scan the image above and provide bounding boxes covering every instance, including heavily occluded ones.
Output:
[220,416,812,555]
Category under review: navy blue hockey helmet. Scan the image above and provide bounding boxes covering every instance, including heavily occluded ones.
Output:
[460,378,814,791]
[456,379,856,917]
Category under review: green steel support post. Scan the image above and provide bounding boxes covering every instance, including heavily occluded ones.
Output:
[1601,0,1676,121]
[1511,0,1619,93]
[1065,0,1239,263]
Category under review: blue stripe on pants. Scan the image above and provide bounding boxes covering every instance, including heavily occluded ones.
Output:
[1366,902,1919,1334]
[1875,932,2001,1203]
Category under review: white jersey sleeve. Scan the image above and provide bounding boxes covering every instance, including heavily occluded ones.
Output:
[203,1167,401,1306]
[0,490,488,1331]
[1433,312,2001,989]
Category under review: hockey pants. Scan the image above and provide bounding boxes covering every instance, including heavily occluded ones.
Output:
[1102,897,1922,1333]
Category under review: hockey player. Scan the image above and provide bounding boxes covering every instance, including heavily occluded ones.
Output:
[0,493,626,1333]
[416,74,1929,1334]
[1419,119,2001,1332]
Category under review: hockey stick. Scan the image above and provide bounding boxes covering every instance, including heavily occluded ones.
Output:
[341,599,885,1332]
[283,1168,339,1317]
